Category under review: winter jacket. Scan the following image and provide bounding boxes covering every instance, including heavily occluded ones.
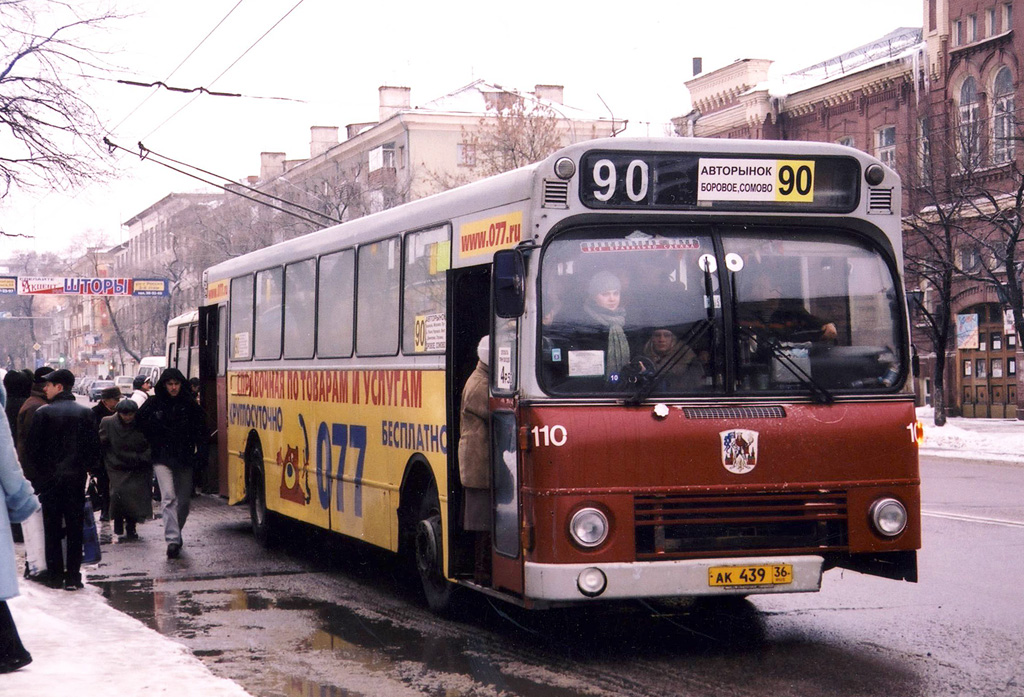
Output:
[15,384,48,482]
[3,369,31,439]
[25,390,102,494]
[129,389,149,408]
[457,361,490,490]
[137,368,208,469]
[99,414,153,523]
[1,382,41,600]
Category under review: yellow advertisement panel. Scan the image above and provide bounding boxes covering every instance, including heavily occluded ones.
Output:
[458,211,523,259]
[225,369,448,552]
[207,278,230,304]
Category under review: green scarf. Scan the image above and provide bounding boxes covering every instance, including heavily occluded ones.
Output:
[585,305,630,378]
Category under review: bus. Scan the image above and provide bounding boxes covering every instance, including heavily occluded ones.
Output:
[196,137,921,611]
[166,310,199,381]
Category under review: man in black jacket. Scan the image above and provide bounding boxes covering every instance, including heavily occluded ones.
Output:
[24,369,101,590]
[137,368,207,559]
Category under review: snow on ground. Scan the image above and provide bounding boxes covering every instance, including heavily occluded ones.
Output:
[4,581,252,697]
[917,407,1024,463]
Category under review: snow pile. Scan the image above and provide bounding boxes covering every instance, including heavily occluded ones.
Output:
[5,582,252,697]
[917,407,1024,463]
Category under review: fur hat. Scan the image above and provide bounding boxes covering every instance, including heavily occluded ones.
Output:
[100,386,122,401]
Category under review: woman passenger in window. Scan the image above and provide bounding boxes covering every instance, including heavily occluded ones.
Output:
[582,271,630,378]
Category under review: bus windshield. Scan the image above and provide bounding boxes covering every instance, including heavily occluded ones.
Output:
[539,225,904,397]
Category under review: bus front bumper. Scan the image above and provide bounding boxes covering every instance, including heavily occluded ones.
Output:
[523,555,824,602]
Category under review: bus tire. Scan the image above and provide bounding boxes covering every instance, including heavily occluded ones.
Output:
[247,440,273,547]
[414,479,455,614]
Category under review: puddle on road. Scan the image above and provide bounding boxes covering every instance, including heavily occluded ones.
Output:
[97,578,767,697]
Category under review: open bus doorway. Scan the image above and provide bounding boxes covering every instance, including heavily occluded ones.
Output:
[447,266,491,581]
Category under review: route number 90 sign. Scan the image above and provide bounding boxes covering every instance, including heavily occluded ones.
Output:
[578,151,858,212]
[696,158,815,204]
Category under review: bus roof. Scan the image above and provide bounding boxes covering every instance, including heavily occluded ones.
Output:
[204,136,891,284]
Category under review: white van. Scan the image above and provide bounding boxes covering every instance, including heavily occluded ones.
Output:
[137,356,166,385]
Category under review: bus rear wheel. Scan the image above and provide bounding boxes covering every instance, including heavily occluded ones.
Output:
[248,442,273,547]
[414,481,454,613]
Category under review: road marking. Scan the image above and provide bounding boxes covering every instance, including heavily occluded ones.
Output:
[923,510,1024,528]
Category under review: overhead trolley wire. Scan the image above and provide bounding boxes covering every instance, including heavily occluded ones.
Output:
[109,0,248,133]
[141,0,308,141]
[102,137,341,228]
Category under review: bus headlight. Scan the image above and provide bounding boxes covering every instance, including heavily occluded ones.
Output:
[870,497,908,537]
[554,157,576,180]
[570,507,609,548]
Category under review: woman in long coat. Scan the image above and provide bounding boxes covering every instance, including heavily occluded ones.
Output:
[0,381,40,672]
[99,400,152,540]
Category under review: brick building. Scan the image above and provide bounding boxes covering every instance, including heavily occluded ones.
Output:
[677,1,1022,418]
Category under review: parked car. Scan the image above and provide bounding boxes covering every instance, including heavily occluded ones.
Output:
[76,377,95,396]
[114,375,134,396]
[88,379,116,402]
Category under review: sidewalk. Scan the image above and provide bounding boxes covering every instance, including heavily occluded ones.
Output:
[3,410,1019,695]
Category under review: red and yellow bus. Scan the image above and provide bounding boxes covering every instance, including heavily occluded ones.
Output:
[197,137,920,611]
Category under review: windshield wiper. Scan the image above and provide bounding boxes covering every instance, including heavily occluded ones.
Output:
[735,326,834,404]
[625,318,713,405]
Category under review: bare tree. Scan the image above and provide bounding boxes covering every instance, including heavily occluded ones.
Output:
[903,112,974,426]
[471,92,564,177]
[0,0,118,210]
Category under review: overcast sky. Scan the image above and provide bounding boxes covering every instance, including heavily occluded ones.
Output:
[0,0,923,258]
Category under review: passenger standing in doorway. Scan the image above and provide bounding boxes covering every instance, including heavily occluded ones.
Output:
[458,336,491,584]
[137,369,207,559]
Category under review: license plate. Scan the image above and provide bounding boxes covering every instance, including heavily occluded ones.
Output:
[708,563,793,587]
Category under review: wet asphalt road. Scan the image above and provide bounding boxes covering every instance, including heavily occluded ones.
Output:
[84,454,1024,697]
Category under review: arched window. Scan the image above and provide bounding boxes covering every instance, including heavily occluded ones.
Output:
[958,77,981,168]
[993,67,1015,164]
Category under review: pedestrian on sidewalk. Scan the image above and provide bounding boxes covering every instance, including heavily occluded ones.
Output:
[0,381,41,673]
[3,370,31,438]
[99,400,152,541]
[129,375,152,408]
[15,367,52,585]
[90,386,121,522]
[24,369,102,590]
[137,369,207,559]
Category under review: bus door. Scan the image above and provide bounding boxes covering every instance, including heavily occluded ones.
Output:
[448,266,491,580]
[198,304,228,496]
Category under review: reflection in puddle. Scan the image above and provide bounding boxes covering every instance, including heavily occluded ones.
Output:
[96,578,767,697]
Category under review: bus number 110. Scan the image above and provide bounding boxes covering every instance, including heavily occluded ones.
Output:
[532,424,568,447]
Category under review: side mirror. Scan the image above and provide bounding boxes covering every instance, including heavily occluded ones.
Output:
[493,249,525,318]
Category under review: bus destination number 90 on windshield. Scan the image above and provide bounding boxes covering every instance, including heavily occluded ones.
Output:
[577,151,860,212]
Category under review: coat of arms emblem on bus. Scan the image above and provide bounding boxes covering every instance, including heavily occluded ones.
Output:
[720,429,759,474]
[278,445,311,505]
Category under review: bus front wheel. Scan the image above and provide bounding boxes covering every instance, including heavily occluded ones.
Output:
[248,442,273,547]
[414,481,454,613]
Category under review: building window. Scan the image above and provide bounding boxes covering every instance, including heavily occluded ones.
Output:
[919,117,932,183]
[457,142,477,166]
[993,67,1015,164]
[958,77,982,168]
[976,358,987,378]
[1010,357,1017,374]
[876,126,896,167]
[993,358,1004,377]
[1009,333,1017,347]
[368,143,396,171]
[1005,3,1013,31]
[964,359,972,376]
[988,7,997,34]
[837,136,855,148]
[955,19,965,45]
[992,332,1003,350]
[968,14,978,41]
